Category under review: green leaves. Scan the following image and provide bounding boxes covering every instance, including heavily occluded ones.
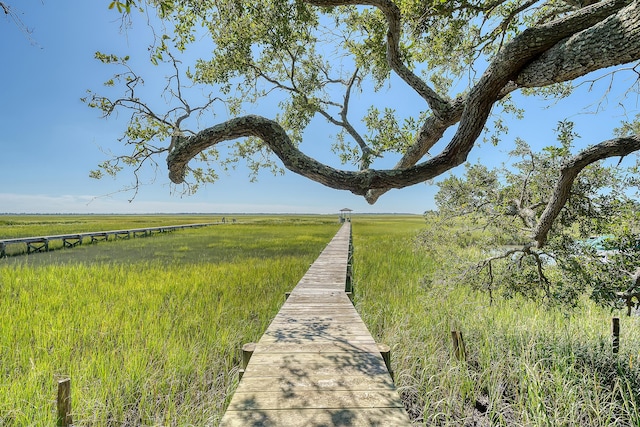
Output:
[363,107,417,154]
[435,163,500,219]
[93,0,639,215]
[431,118,639,307]
[342,7,389,87]
[615,113,640,138]
[94,51,123,64]
[108,0,136,14]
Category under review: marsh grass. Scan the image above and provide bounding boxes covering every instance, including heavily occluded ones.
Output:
[0,216,338,425]
[0,215,333,263]
[4,214,640,425]
[352,216,640,426]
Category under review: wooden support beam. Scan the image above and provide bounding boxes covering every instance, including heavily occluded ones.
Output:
[62,236,83,248]
[26,239,48,254]
[90,233,108,243]
[133,229,151,238]
[113,231,131,240]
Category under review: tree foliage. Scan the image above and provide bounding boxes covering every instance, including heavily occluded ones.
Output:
[422,119,640,307]
[89,0,640,243]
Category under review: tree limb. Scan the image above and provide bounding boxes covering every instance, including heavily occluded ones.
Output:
[533,135,640,247]
[306,0,453,117]
[516,0,640,87]
[120,0,639,216]
[365,0,635,203]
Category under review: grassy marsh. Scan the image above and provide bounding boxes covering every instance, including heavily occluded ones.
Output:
[352,216,640,426]
[0,216,338,425]
[2,214,639,426]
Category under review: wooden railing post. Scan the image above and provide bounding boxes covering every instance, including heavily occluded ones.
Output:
[56,378,72,427]
[451,330,466,361]
[345,263,353,293]
[377,343,394,382]
[612,317,620,354]
[239,342,256,380]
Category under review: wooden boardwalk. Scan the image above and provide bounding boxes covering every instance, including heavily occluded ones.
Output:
[220,222,410,426]
[0,223,216,258]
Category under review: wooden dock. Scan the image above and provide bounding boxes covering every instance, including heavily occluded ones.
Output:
[0,223,216,258]
[220,222,410,426]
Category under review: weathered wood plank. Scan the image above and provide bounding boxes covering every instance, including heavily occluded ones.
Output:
[243,352,390,375]
[262,325,373,339]
[227,390,404,411]
[253,342,383,353]
[259,334,376,344]
[269,316,364,324]
[221,407,410,427]
[235,374,396,393]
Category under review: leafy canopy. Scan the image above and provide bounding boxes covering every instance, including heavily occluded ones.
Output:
[87,0,639,244]
[424,119,640,307]
[84,0,636,194]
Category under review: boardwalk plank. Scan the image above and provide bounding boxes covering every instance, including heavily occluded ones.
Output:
[221,407,410,427]
[242,354,390,378]
[227,390,404,410]
[253,342,383,353]
[236,374,396,392]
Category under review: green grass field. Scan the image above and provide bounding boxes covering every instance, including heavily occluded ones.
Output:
[0,215,339,425]
[1,214,639,426]
[353,216,640,426]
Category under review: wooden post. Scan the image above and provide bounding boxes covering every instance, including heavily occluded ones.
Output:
[451,330,466,361]
[377,343,393,382]
[57,378,72,427]
[345,264,353,293]
[346,292,354,304]
[239,342,256,380]
[612,317,620,354]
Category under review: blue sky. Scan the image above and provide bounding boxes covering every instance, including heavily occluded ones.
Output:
[1,1,637,215]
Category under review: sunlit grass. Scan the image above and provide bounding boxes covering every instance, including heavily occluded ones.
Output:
[4,214,639,425]
[0,216,338,425]
[352,216,640,426]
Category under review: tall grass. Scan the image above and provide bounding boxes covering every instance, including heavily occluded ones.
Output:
[352,216,640,426]
[4,214,639,425]
[0,217,338,425]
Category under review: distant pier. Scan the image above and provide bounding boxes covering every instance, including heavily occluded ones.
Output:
[0,223,216,258]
